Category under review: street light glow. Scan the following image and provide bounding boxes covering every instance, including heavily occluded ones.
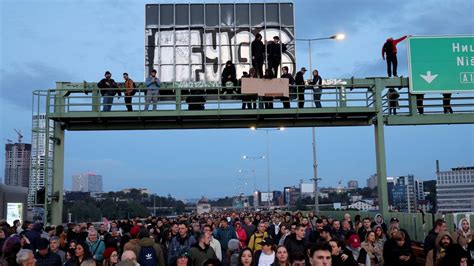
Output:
[334,33,345,40]
[278,127,285,131]
[250,126,256,130]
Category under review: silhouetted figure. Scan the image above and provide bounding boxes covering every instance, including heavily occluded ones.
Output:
[388,88,400,115]
[309,70,323,108]
[416,94,424,114]
[267,36,287,77]
[251,34,265,78]
[442,93,453,113]
[382,36,408,77]
[295,67,308,108]
[221,60,238,95]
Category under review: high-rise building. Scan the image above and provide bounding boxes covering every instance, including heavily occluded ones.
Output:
[28,114,55,207]
[4,143,31,187]
[437,167,474,213]
[347,180,358,189]
[391,175,424,212]
[72,173,103,196]
[367,174,377,189]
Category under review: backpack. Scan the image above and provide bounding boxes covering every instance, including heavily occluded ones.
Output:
[137,246,157,266]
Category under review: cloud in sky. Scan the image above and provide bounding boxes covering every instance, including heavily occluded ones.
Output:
[1,0,473,198]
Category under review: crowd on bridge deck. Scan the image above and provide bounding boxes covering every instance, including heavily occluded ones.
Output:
[1,210,472,266]
[64,33,457,115]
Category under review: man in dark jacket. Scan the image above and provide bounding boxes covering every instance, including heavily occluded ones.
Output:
[35,238,62,266]
[279,66,293,108]
[221,61,238,95]
[294,67,307,107]
[284,224,308,261]
[267,36,287,77]
[251,33,265,78]
[168,222,196,265]
[214,218,236,265]
[423,219,447,256]
[382,35,408,77]
[97,71,120,112]
[26,223,43,251]
[190,232,217,266]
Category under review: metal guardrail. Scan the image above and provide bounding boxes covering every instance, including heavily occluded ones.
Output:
[382,90,474,115]
[41,84,375,114]
[317,210,474,243]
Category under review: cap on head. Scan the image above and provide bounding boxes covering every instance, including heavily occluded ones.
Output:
[273,36,280,41]
[390,217,399,223]
[258,237,274,246]
[105,71,111,76]
[301,67,307,72]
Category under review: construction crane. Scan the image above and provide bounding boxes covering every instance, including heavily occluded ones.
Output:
[14,129,23,143]
[4,138,13,144]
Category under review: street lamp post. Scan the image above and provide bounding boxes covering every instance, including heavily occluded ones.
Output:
[294,33,345,214]
[250,127,284,209]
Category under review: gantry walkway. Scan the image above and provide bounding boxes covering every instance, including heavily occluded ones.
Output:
[32,77,474,224]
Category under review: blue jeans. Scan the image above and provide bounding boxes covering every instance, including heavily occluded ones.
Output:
[102,93,114,112]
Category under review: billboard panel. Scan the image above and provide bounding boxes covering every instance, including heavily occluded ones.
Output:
[145,3,296,84]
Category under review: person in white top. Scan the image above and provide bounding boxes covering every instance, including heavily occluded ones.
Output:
[255,237,275,266]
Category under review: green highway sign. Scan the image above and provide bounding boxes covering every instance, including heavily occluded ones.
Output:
[408,35,474,93]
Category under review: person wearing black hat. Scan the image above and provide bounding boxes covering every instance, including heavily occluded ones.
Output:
[254,237,275,266]
[294,67,307,108]
[266,36,287,77]
[34,238,62,266]
[97,71,120,112]
[221,61,238,95]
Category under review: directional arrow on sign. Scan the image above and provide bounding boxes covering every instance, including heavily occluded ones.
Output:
[420,71,438,84]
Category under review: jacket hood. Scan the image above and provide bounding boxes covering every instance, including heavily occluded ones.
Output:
[139,237,155,247]
[374,214,383,224]
[457,218,470,231]
[435,231,452,249]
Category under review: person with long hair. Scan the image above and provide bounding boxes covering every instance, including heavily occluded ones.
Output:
[238,247,254,266]
[65,241,93,266]
[102,247,119,266]
[271,245,290,266]
[373,225,386,265]
[358,231,380,266]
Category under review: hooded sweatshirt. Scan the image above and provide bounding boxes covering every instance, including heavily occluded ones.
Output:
[137,237,165,266]
[425,231,453,266]
[453,218,472,248]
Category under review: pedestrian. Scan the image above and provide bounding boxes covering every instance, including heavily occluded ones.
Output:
[442,93,453,113]
[16,249,36,266]
[214,218,237,265]
[221,60,238,95]
[453,218,472,249]
[267,36,287,77]
[383,231,415,266]
[98,71,120,112]
[279,66,293,108]
[102,247,119,266]
[423,219,447,256]
[168,222,196,265]
[425,232,453,266]
[237,247,254,266]
[294,67,307,108]
[272,245,290,266]
[416,94,424,114]
[34,238,62,266]
[234,221,247,248]
[190,231,217,266]
[357,231,381,266]
[382,36,408,77]
[329,238,358,266]
[123,73,136,112]
[308,242,332,266]
[85,229,105,265]
[136,228,165,266]
[145,69,161,111]
[254,237,275,266]
[309,70,323,108]
[248,222,269,253]
[251,33,265,78]
[388,88,400,114]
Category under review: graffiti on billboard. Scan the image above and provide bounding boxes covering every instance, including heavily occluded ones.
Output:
[146,27,295,83]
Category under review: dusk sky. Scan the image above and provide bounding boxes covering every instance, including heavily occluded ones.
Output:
[1,0,473,200]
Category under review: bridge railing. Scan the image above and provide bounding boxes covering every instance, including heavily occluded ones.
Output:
[317,210,474,243]
[45,83,376,114]
[382,90,474,115]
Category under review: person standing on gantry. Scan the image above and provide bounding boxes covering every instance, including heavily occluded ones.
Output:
[145,69,161,111]
[382,35,409,77]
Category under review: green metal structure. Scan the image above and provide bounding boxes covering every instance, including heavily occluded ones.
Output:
[31,77,474,224]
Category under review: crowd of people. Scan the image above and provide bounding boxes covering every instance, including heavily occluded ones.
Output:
[1,211,472,266]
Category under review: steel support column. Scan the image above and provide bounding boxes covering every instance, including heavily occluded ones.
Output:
[373,78,389,215]
[51,122,64,225]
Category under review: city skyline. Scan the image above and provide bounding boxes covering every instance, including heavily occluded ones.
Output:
[1,0,473,199]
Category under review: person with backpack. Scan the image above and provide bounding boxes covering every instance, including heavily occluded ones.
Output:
[247,221,269,253]
[136,228,165,266]
[123,72,136,112]
[85,229,105,265]
[382,35,409,77]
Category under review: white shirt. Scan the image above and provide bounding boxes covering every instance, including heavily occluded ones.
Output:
[258,251,275,266]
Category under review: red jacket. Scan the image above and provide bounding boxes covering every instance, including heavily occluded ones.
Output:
[382,36,407,58]
[235,228,247,248]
